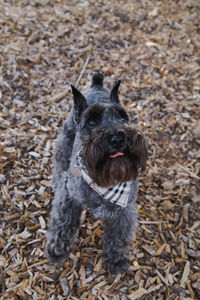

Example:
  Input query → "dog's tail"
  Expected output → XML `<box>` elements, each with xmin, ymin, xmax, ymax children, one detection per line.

<box><xmin>91</xmin><ymin>71</ymin><xmax>104</xmax><ymax>87</ymax></box>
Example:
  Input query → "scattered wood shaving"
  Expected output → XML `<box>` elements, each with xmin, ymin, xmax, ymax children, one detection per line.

<box><xmin>1</xmin><ymin>0</ymin><xmax>200</xmax><ymax>299</ymax></box>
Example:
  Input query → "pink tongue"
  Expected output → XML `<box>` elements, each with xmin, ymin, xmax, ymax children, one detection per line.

<box><xmin>109</xmin><ymin>152</ymin><xmax>124</xmax><ymax>158</ymax></box>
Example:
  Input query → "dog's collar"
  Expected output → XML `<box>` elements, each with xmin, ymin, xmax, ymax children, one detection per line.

<box><xmin>70</xmin><ymin>151</ymin><xmax>132</xmax><ymax>208</ymax></box>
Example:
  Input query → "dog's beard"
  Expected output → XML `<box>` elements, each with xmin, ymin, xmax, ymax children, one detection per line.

<box><xmin>97</xmin><ymin>156</ymin><xmax>136</xmax><ymax>187</ymax></box>
<box><xmin>81</xmin><ymin>127</ymin><xmax>148</xmax><ymax>188</ymax></box>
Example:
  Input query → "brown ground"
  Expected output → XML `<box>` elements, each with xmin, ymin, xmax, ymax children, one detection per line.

<box><xmin>0</xmin><ymin>0</ymin><xmax>200</xmax><ymax>299</ymax></box>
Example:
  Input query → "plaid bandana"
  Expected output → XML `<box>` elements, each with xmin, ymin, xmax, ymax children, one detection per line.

<box><xmin>70</xmin><ymin>152</ymin><xmax>132</xmax><ymax>208</ymax></box>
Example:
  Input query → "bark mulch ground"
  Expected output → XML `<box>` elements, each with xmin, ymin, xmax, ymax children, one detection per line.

<box><xmin>0</xmin><ymin>0</ymin><xmax>200</xmax><ymax>299</ymax></box>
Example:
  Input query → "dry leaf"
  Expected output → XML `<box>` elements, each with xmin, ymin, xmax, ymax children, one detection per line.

<box><xmin>155</xmin><ymin>243</ymin><xmax>166</xmax><ymax>256</ymax></box>
<box><xmin>180</xmin><ymin>261</ymin><xmax>190</xmax><ymax>288</ymax></box>
<box><xmin>17</xmin><ymin>228</ymin><xmax>32</xmax><ymax>239</ymax></box>
<box><xmin>129</xmin><ymin>284</ymin><xmax>163</xmax><ymax>299</ymax></box>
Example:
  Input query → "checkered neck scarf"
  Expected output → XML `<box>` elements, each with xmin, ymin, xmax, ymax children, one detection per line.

<box><xmin>74</xmin><ymin>152</ymin><xmax>132</xmax><ymax>208</ymax></box>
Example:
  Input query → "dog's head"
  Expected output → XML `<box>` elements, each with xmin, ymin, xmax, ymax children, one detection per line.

<box><xmin>71</xmin><ymin>73</ymin><xmax>148</xmax><ymax>187</ymax></box>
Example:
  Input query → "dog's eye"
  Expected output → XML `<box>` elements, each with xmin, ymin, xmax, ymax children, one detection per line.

<box><xmin>117</xmin><ymin>109</ymin><xmax>129</xmax><ymax>122</ymax></box>
<box><xmin>120</xmin><ymin>115</ymin><xmax>128</xmax><ymax>122</ymax></box>
<box><xmin>87</xmin><ymin>120</ymin><xmax>96</xmax><ymax>127</ymax></box>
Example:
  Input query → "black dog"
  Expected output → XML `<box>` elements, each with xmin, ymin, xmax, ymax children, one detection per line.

<box><xmin>46</xmin><ymin>72</ymin><xmax>148</xmax><ymax>274</ymax></box>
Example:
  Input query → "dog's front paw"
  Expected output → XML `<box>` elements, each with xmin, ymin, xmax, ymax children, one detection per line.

<box><xmin>103</xmin><ymin>254</ymin><xmax>130</xmax><ymax>274</ymax></box>
<box><xmin>45</xmin><ymin>238</ymin><xmax>70</xmax><ymax>264</ymax></box>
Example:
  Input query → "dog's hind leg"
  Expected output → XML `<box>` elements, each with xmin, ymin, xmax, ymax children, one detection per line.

<box><xmin>45</xmin><ymin>172</ymin><xmax>82</xmax><ymax>264</ymax></box>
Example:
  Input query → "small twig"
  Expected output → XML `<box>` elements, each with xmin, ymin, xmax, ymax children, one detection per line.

<box><xmin>139</xmin><ymin>220</ymin><xmax>167</xmax><ymax>224</ymax></box>
<box><xmin>177</xmin><ymin>164</ymin><xmax>200</xmax><ymax>180</ymax></box>
<box><xmin>156</xmin><ymin>270</ymin><xmax>169</xmax><ymax>286</ymax></box>
<box><xmin>49</xmin><ymin>89</ymin><xmax>69</xmax><ymax>104</ymax></box>
<box><xmin>40</xmin><ymin>55</ymin><xmax>91</xmax><ymax>104</ymax></box>
<box><xmin>5</xmin><ymin>282</ymin><xmax>22</xmax><ymax>293</ymax></box>
<box><xmin>38</xmin><ymin>89</ymin><xmax>70</xmax><ymax>104</ymax></box>
<box><xmin>75</xmin><ymin>54</ymin><xmax>91</xmax><ymax>86</ymax></box>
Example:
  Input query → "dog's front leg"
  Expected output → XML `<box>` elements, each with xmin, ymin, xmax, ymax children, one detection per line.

<box><xmin>45</xmin><ymin>172</ymin><xmax>81</xmax><ymax>264</ymax></box>
<box><xmin>52</xmin><ymin>115</ymin><xmax>76</xmax><ymax>192</ymax></box>
<box><xmin>103</xmin><ymin>204</ymin><xmax>137</xmax><ymax>274</ymax></box>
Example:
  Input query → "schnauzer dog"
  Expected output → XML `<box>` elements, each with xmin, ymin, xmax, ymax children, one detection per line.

<box><xmin>46</xmin><ymin>72</ymin><xmax>148</xmax><ymax>274</ymax></box>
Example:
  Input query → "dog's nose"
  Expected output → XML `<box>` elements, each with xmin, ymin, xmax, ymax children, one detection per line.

<box><xmin>109</xmin><ymin>132</ymin><xmax>126</xmax><ymax>149</ymax></box>
<box><xmin>110</xmin><ymin>135</ymin><xmax>123</xmax><ymax>146</ymax></box>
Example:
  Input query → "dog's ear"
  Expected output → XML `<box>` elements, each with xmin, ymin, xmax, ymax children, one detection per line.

<box><xmin>110</xmin><ymin>80</ymin><xmax>121</xmax><ymax>104</ymax></box>
<box><xmin>71</xmin><ymin>85</ymin><xmax>88</xmax><ymax>124</ymax></box>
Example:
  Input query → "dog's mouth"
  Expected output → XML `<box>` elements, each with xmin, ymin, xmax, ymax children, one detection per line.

<box><xmin>109</xmin><ymin>152</ymin><xmax>125</xmax><ymax>159</ymax></box>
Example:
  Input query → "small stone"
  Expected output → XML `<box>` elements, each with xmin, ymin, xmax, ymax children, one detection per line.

<box><xmin>182</xmin><ymin>112</ymin><xmax>190</xmax><ymax>119</ymax></box>
<box><xmin>29</xmin><ymin>151</ymin><xmax>40</xmax><ymax>158</ymax></box>
<box><xmin>0</xmin><ymin>174</ymin><xmax>6</xmax><ymax>184</ymax></box>
<box><xmin>60</xmin><ymin>277</ymin><xmax>70</xmax><ymax>296</ymax></box>
<box><xmin>185</xmin><ymin>249</ymin><xmax>198</xmax><ymax>258</ymax></box>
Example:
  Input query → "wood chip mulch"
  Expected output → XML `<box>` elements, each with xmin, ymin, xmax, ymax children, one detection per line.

<box><xmin>0</xmin><ymin>0</ymin><xmax>200</xmax><ymax>299</ymax></box>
